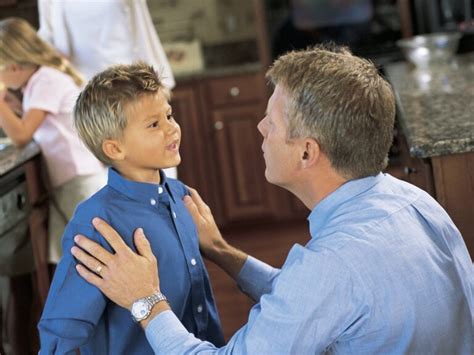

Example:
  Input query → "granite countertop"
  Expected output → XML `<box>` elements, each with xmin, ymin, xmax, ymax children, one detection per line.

<box><xmin>0</xmin><ymin>141</ymin><xmax>41</xmax><ymax>176</ymax></box>
<box><xmin>384</xmin><ymin>53</ymin><xmax>474</xmax><ymax>158</ymax></box>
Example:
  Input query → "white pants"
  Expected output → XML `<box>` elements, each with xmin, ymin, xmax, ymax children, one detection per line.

<box><xmin>48</xmin><ymin>172</ymin><xmax>106</xmax><ymax>264</ymax></box>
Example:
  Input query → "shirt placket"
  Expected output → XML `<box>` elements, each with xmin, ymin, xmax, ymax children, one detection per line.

<box><xmin>151</xmin><ymin>185</ymin><xmax>208</xmax><ymax>336</ymax></box>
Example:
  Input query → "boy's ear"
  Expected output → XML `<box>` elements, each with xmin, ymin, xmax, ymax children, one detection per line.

<box><xmin>102</xmin><ymin>139</ymin><xmax>125</xmax><ymax>161</ymax></box>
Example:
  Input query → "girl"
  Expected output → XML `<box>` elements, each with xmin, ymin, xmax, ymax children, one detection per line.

<box><xmin>0</xmin><ymin>17</ymin><xmax>106</xmax><ymax>263</ymax></box>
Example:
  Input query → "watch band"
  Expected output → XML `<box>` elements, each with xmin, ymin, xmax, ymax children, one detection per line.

<box><xmin>131</xmin><ymin>291</ymin><xmax>168</xmax><ymax>322</ymax></box>
<box><xmin>146</xmin><ymin>292</ymin><xmax>168</xmax><ymax>307</ymax></box>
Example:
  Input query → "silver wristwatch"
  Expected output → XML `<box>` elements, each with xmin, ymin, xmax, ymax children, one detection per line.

<box><xmin>131</xmin><ymin>292</ymin><xmax>168</xmax><ymax>322</ymax></box>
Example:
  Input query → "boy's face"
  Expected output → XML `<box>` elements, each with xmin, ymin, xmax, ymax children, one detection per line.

<box><xmin>115</xmin><ymin>89</ymin><xmax>181</xmax><ymax>183</ymax></box>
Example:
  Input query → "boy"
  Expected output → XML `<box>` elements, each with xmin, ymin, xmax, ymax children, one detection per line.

<box><xmin>38</xmin><ymin>63</ymin><xmax>224</xmax><ymax>354</ymax></box>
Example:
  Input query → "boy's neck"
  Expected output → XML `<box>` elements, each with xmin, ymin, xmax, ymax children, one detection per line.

<box><xmin>114</xmin><ymin>167</ymin><xmax>162</xmax><ymax>185</ymax></box>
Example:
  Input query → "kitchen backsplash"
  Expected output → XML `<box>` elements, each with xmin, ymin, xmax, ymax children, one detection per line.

<box><xmin>147</xmin><ymin>0</ymin><xmax>256</xmax><ymax>45</ymax></box>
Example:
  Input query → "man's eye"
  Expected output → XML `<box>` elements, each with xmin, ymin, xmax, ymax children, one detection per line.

<box><xmin>148</xmin><ymin>121</ymin><xmax>159</xmax><ymax>128</ymax></box>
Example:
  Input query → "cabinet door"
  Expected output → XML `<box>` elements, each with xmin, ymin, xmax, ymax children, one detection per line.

<box><xmin>211</xmin><ymin>104</ymin><xmax>273</xmax><ymax>223</ymax></box>
<box><xmin>171</xmin><ymin>84</ymin><xmax>213</xmax><ymax>203</ymax></box>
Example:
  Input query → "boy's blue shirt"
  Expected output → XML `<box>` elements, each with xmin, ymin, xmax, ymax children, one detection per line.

<box><xmin>38</xmin><ymin>168</ymin><xmax>224</xmax><ymax>354</ymax></box>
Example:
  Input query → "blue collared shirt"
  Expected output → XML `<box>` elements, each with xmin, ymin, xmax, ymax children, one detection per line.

<box><xmin>39</xmin><ymin>168</ymin><xmax>224</xmax><ymax>354</ymax></box>
<box><xmin>145</xmin><ymin>173</ymin><xmax>474</xmax><ymax>354</ymax></box>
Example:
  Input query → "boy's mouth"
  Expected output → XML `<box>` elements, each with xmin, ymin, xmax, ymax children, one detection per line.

<box><xmin>167</xmin><ymin>139</ymin><xmax>180</xmax><ymax>151</ymax></box>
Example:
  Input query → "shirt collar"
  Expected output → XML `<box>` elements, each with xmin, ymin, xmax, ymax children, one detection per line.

<box><xmin>107</xmin><ymin>168</ymin><xmax>176</xmax><ymax>205</ymax></box>
<box><xmin>307</xmin><ymin>173</ymin><xmax>384</xmax><ymax>239</ymax></box>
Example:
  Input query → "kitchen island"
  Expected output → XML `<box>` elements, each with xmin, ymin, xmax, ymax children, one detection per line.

<box><xmin>384</xmin><ymin>53</ymin><xmax>474</xmax><ymax>258</ymax></box>
<box><xmin>0</xmin><ymin>141</ymin><xmax>50</xmax><ymax>302</ymax></box>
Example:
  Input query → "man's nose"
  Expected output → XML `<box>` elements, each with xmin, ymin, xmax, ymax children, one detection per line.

<box><xmin>257</xmin><ymin>119</ymin><xmax>266</xmax><ymax>136</ymax></box>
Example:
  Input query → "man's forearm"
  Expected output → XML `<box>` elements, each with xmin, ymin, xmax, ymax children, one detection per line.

<box><xmin>207</xmin><ymin>239</ymin><xmax>248</xmax><ymax>281</ymax></box>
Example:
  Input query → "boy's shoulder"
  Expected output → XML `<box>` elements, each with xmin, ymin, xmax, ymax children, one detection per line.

<box><xmin>166</xmin><ymin>177</ymin><xmax>189</xmax><ymax>198</ymax></box>
<box><xmin>69</xmin><ymin>184</ymin><xmax>118</xmax><ymax>225</ymax></box>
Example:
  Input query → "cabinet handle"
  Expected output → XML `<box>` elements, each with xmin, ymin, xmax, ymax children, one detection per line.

<box><xmin>229</xmin><ymin>86</ymin><xmax>240</xmax><ymax>97</ymax></box>
<box><xmin>214</xmin><ymin>121</ymin><xmax>224</xmax><ymax>130</ymax></box>
<box><xmin>403</xmin><ymin>166</ymin><xmax>417</xmax><ymax>175</ymax></box>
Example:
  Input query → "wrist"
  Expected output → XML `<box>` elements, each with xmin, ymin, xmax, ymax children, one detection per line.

<box><xmin>140</xmin><ymin>298</ymin><xmax>170</xmax><ymax>329</ymax></box>
<box><xmin>131</xmin><ymin>290</ymin><xmax>169</xmax><ymax>325</ymax></box>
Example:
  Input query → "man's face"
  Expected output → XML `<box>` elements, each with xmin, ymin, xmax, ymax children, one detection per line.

<box><xmin>117</xmin><ymin>89</ymin><xmax>181</xmax><ymax>182</ymax></box>
<box><xmin>257</xmin><ymin>85</ymin><xmax>300</xmax><ymax>188</ymax></box>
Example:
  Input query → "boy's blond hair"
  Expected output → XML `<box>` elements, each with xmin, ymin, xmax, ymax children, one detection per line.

<box><xmin>0</xmin><ymin>17</ymin><xmax>83</xmax><ymax>86</ymax></box>
<box><xmin>266</xmin><ymin>44</ymin><xmax>396</xmax><ymax>179</ymax></box>
<box><xmin>74</xmin><ymin>62</ymin><xmax>163</xmax><ymax>166</ymax></box>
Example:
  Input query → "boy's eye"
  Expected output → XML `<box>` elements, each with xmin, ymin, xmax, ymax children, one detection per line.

<box><xmin>167</xmin><ymin>114</ymin><xmax>174</xmax><ymax>120</ymax></box>
<box><xmin>148</xmin><ymin>121</ymin><xmax>159</xmax><ymax>128</ymax></box>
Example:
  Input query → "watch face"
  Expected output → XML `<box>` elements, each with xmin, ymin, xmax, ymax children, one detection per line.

<box><xmin>131</xmin><ymin>300</ymin><xmax>150</xmax><ymax>320</ymax></box>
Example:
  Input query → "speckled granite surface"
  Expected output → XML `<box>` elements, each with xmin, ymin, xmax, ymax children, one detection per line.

<box><xmin>0</xmin><ymin>141</ymin><xmax>40</xmax><ymax>176</ymax></box>
<box><xmin>384</xmin><ymin>53</ymin><xmax>474</xmax><ymax>158</ymax></box>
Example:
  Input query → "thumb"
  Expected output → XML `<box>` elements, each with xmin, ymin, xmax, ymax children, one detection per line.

<box><xmin>133</xmin><ymin>228</ymin><xmax>154</xmax><ymax>259</ymax></box>
<box><xmin>183</xmin><ymin>195</ymin><xmax>201</xmax><ymax>224</ymax></box>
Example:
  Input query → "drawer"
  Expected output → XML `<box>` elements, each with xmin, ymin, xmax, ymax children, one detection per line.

<box><xmin>207</xmin><ymin>74</ymin><xmax>265</xmax><ymax>107</ymax></box>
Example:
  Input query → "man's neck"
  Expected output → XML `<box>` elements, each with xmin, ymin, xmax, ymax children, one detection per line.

<box><xmin>291</xmin><ymin>169</ymin><xmax>348</xmax><ymax>211</ymax></box>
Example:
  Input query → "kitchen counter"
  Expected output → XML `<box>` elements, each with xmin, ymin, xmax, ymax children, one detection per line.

<box><xmin>0</xmin><ymin>141</ymin><xmax>41</xmax><ymax>176</ymax></box>
<box><xmin>174</xmin><ymin>62</ymin><xmax>262</xmax><ymax>82</ymax></box>
<box><xmin>384</xmin><ymin>53</ymin><xmax>474</xmax><ymax>158</ymax></box>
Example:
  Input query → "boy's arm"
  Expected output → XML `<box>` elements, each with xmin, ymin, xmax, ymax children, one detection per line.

<box><xmin>38</xmin><ymin>222</ymin><xmax>107</xmax><ymax>354</ymax></box>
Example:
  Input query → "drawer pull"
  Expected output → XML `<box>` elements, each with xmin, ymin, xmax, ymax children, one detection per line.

<box><xmin>214</xmin><ymin>121</ymin><xmax>224</xmax><ymax>130</ymax></box>
<box><xmin>229</xmin><ymin>86</ymin><xmax>240</xmax><ymax>97</ymax></box>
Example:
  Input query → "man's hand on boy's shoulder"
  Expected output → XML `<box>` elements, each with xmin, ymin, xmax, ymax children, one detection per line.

<box><xmin>72</xmin><ymin>217</ymin><xmax>160</xmax><ymax>310</ymax></box>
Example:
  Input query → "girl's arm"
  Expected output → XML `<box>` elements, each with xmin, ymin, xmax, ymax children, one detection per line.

<box><xmin>0</xmin><ymin>91</ymin><xmax>47</xmax><ymax>146</ymax></box>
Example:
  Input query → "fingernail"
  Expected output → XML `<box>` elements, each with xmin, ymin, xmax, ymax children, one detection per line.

<box><xmin>74</xmin><ymin>235</ymin><xmax>80</xmax><ymax>243</ymax></box>
<box><xmin>183</xmin><ymin>196</ymin><xmax>191</xmax><ymax>204</ymax></box>
<box><xmin>71</xmin><ymin>246</ymin><xmax>77</xmax><ymax>255</ymax></box>
<box><xmin>92</xmin><ymin>217</ymin><xmax>100</xmax><ymax>226</ymax></box>
<box><xmin>137</xmin><ymin>228</ymin><xmax>145</xmax><ymax>237</ymax></box>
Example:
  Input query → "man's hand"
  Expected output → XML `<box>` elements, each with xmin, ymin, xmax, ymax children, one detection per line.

<box><xmin>71</xmin><ymin>218</ymin><xmax>160</xmax><ymax>310</ymax></box>
<box><xmin>183</xmin><ymin>187</ymin><xmax>227</xmax><ymax>261</ymax></box>
<box><xmin>183</xmin><ymin>187</ymin><xmax>248</xmax><ymax>280</ymax></box>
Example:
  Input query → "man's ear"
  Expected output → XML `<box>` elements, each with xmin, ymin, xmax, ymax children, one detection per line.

<box><xmin>102</xmin><ymin>139</ymin><xmax>125</xmax><ymax>161</ymax></box>
<box><xmin>301</xmin><ymin>138</ymin><xmax>321</xmax><ymax>168</ymax></box>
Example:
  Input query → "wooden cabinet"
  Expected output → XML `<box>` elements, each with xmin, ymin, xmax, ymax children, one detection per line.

<box><xmin>173</xmin><ymin>71</ymin><xmax>307</xmax><ymax>227</ymax></box>
<box><xmin>386</xmin><ymin>127</ymin><xmax>474</xmax><ymax>258</ymax></box>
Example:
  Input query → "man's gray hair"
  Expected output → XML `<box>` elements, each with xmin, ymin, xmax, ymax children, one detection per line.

<box><xmin>266</xmin><ymin>45</ymin><xmax>396</xmax><ymax>179</ymax></box>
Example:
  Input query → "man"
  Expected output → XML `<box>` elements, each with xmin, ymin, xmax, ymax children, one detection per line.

<box><xmin>71</xmin><ymin>46</ymin><xmax>474</xmax><ymax>354</ymax></box>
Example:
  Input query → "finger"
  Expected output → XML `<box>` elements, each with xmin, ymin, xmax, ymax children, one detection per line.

<box><xmin>92</xmin><ymin>217</ymin><xmax>128</xmax><ymax>253</ymax></box>
<box><xmin>74</xmin><ymin>234</ymin><xmax>113</xmax><ymax>266</ymax></box>
<box><xmin>71</xmin><ymin>245</ymin><xmax>108</xmax><ymax>273</ymax></box>
<box><xmin>133</xmin><ymin>228</ymin><xmax>154</xmax><ymax>260</ymax></box>
<box><xmin>183</xmin><ymin>194</ymin><xmax>205</xmax><ymax>225</ymax></box>
<box><xmin>186</xmin><ymin>187</ymin><xmax>210</xmax><ymax>217</ymax></box>
<box><xmin>76</xmin><ymin>264</ymin><xmax>105</xmax><ymax>289</ymax></box>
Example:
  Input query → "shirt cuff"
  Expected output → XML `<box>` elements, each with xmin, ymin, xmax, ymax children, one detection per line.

<box><xmin>236</xmin><ymin>255</ymin><xmax>279</xmax><ymax>301</ymax></box>
<box><xmin>145</xmin><ymin>310</ymin><xmax>189</xmax><ymax>350</ymax></box>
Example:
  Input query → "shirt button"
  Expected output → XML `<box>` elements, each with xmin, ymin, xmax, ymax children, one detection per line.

<box><xmin>158</xmin><ymin>186</ymin><xmax>163</xmax><ymax>194</ymax></box>
<box><xmin>172</xmin><ymin>211</ymin><xmax>177</xmax><ymax>219</ymax></box>
<box><xmin>150</xmin><ymin>198</ymin><xmax>157</xmax><ymax>206</ymax></box>
<box><xmin>190</xmin><ymin>258</ymin><xmax>197</xmax><ymax>266</ymax></box>
<box><xmin>196</xmin><ymin>304</ymin><xmax>203</xmax><ymax>313</ymax></box>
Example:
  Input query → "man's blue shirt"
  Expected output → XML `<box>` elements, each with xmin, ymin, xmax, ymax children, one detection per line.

<box><xmin>39</xmin><ymin>168</ymin><xmax>224</xmax><ymax>354</ymax></box>
<box><xmin>145</xmin><ymin>173</ymin><xmax>473</xmax><ymax>354</ymax></box>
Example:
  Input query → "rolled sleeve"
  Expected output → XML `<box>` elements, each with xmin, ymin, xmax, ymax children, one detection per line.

<box><xmin>38</xmin><ymin>222</ymin><xmax>107</xmax><ymax>354</ymax></box>
<box><xmin>236</xmin><ymin>256</ymin><xmax>280</xmax><ymax>301</ymax></box>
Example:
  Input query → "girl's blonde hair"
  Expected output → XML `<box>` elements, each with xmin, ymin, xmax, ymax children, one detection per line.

<box><xmin>0</xmin><ymin>17</ymin><xmax>84</xmax><ymax>86</ymax></box>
